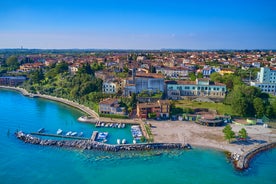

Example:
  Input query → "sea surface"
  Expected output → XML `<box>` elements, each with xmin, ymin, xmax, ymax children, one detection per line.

<box><xmin>0</xmin><ymin>89</ymin><xmax>275</xmax><ymax>184</ymax></box>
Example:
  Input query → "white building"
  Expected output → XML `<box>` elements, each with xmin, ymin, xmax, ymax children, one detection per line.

<box><xmin>124</xmin><ymin>72</ymin><xmax>164</xmax><ymax>96</ymax></box>
<box><xmin>102</xmin><ymin>79</ymin><xmax>125</xmax><ymax>94</ymax></box>
<box><xmin>250</xmin><ymin>67</ymin><xmax>276</xmax><ymax>95</ymax></box>
<box><xmin>167</xmin><ymin>78</ymin><xmax>226</xmax><ymax>100</ymax></box>
<box><xmin>156</xmin><ymin>66</ymin><xmax>189</xmax><ymax>79</ymax></box>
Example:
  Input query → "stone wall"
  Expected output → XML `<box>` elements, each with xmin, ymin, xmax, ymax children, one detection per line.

<box><xmin>235</xmin><ymin>142</ymin><xmax>276</xmax><ymax>170</ymax></box>
<box><xmin>15</xmin><ymin>131</ymin><xmax>190</xmax><ymax>152</ymax></box>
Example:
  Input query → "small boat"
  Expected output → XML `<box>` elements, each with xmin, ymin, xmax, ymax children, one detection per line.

<box><xmin>109</xmin><ymin>123</ymin><xmax>113</xmax><ymax>127</ymax></box>
<box><xmin>118</xmin><ymin>124</ymin><xmax>121</xmax><ymax>128</ymax></box>
<box><xmin>105</xmin><ymin>123</ymin><xmax>109</xmax><ymax>127</ymax></box>
<box><xmin>133</xmin><ymin>139</ymin><xmax>136</xmax><ymax>144</ymax></box>
<box><xmin>71</xmin><ymin>132</ymin><xmax>78</xmax><ymax>136</ymax></box>
<box><xmin>57</xmin><ymin>129</ymin><xmax>63</xmax><ymax>135</ymax></box>
<box><xmin>38</xmin><ymin>128</ymin><xmax>45</xmax><ymax>133</ymax></box>
<box><xmin>101</xmin><ymin>123</ymin><xmax>105</xmax><ymax>127</ymax></box>
<box><xmin>66</xmin><ymin>131</ymin><xmax>72</xmax><ymax>136</ymax></box>
<box><xmin>78</xmin><ymin>132</ymin><xmax>83</xmax><ymax>137</ymax></box>
<box><xmin>122</xmin><ymin>139</ymin><xmax>126</xmax><ymax>144</ymax></box>
<box><xmin>102</xmin><ymin>139</ymin><xmax>107</xmax><ymax>143</ymax></box>
<box><xmin>97</xmin><ymin>132</ymin><xmax>108</xmax><ymax>140</ymax></box>
<box><xmin>117</xmin><ymin>139</ymin><xmax>121</xmax><ymax>144</ymax></box>
<box><xmin>121</xmin><ymin>124</ymin><xmax>125</xmax><ymax>128</ymax></box>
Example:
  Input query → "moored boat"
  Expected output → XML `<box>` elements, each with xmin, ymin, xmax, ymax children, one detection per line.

<box><xmin>38</xmin><ymin>128</ymin><xmax>45</xmax><ymax>133</ymax></box>
<box><xmin>117</xmin><ymin>139</ymin><xmax>121</xmax><ymax>144</ymax></box>
<box><xmin>57</xmin><ymin>129</ymin><xmax>63</xmax><ymax>135</ymax></box>
<box><xmin>71</xmin><ymin>132</ymin><xmax>78</xmax><ymax>136</ymax></box>
<box><xmin>133</xmin><ymin>139</ymin><xmax>136</xmax><ymax>144</ymax></box>
<box><xmin>78</xmin><ymin>132</ymin><xmax>83</xmax><ymax>137</ymax></box>
<box><xmin>66</xmin><ymin>131</ymin><xmax>72</xmax><ymax>136</ymax></box>
<box><xmin>122</xmin><ymin>139</ymin><xmax>126</xmax><ymax>144</ymax></box>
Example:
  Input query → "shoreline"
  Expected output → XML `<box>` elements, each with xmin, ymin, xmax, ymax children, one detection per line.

<box><xmin>1</xmin><ymin>85</ymin><xmax>276</xmax><ymax>170</ymax></box>
<box><xmin>0</xmin><ymin>86</ymin><xmax>99</xmax><ymax>119</ymax></box>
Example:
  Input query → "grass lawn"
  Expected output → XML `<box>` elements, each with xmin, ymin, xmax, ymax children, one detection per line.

<box><xmin>174</xmin><ymin>99</ymin><xmax>237</xmax><ymax>116</ymax></box>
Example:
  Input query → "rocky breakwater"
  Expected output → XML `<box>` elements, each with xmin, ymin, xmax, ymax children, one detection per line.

<box><xmin>233</xmin><ymin>142</ymin><xmax>276</xmax><ymax>170</ymax></box>
<box><xmin>15</xmin><ymin>131</ymin><xmax>191</xmax><ymax>151</ymax></box>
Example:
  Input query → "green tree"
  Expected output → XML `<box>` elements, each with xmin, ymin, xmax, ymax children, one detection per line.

<box><xmin>189</xmin><ymin>72</ymin><xmax>196</xmax><ymax>81</ymax></box>
<box><xmin>130</xmin><ymin>93</ymin><xmax>137</xmax><ymax>108</ymax></box>
<box><xmin>6</xmin><ymin>55</ymin><xmax>19</xmax><ymax>70</ymax></box>
<box><xmin>210</xmin><ymin>72</ymin><xmax>223</xmax><ymax>83</ymax></box>
<box><xmin>253</xmin><ymin>97</ymin><xmax>265</xmax><ymax>118</ymax></box>
<box><xmin>223</xmin><ymin>125</ymin><xmax>236</xmax><ymax>143</ymax></box>
<box><xmin>55</xmin><ymin>62</ymin><xmax>68</xmax><ymax>73</ymax></box>
<box><xmin>238</xmin><ymin>128</ymin><xmax>248</xmax><ymax>140</ymax></box>
<box><xmin>29</xmin><ymin>69</ymin><xmax>44</xmax><ymax>84</ymax></box>
<box><xmin>197</xmin><ymin>72</ymin><xmax>203</xmax><ymax>78</ymax></box>
<box><xmin>78</xmin><ymin>63</ymin><xmax>94</xmax><ymax>75</ymax></box>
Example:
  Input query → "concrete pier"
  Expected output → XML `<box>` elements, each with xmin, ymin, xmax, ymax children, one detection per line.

<box><xmin>90</xmin><ymin>131</ymin><xmax>98</xmax><ymax>141</ymax></box>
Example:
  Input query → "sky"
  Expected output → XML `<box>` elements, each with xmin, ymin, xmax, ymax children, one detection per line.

<box><xmin>0</xmin><ymin>0</ymin><xmax>275</xmax><ymax>49</ymax></box>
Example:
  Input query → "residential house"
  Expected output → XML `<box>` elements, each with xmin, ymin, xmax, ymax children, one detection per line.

<box><xmin>136</xmin><ymin>100</ymin><xmax>170</xmax><ymax>119</ymax></box>
<box><xmin>99</xmin><ymin>98</ymin><xmax>126</xmax><ymax>115</ymax></box>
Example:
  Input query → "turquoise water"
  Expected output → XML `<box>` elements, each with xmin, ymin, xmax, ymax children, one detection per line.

<box><xmin>0</xmin><ymin>89</ymin><xmax>275</xmax><ymax>184</ymax></box>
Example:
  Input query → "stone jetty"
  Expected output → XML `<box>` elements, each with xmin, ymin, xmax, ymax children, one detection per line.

<box><xmin>233</xmin><ymin>142</ymin><xmax>276</xmax><ymax>170</ymax></box>
<box><xmin>15</xmin><ymin>131</ymin><xmax>190</xmax><ymax>152</ymax></box>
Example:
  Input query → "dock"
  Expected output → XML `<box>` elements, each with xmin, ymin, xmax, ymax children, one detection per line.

<box><xmin>30</xmin><ymin>132</ymin><xmax>89</xmax><ymax>140</ymax></box>
<box><xmin>90</xmin><ymin>131</ymin><xmax>98</xmax><ymax>141</ymax></box>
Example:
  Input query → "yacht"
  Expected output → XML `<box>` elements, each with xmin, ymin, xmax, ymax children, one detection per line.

<box><xmin>56</xmin><ymin>129</ymin><xmax>63</xmax><ymax>135</ymax></box>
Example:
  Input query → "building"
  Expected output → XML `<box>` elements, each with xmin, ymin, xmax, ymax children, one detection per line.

<box><xmin>19</xmin><ymin>62</ymin><xmax>44</xmax><ymax>72</ymax></box>
<box><xmin>250</xmin><ymin>67</ymin><xmax>276</xmax><ymax>95</ymax></box>
<box><xmin>167</xmin><ymin>78</ymin><xmax>226</xmax><ymax>100</ymax></box>
<box><xmin>136</xmin><ymin>100</ymin><xmax>170</xmax><ymax>119</ymax></box>
<box><xmin>201</xmin><ymin>66</ymin><xmax>215</xmax><ymax>77</ymax></box>
<box><xmin>0</xmin><ymin>76</ymin><xmax>26</xmax><ymax>86</ymax></box>
<box><xmin>102</xmin><ymin>79</ymin><xmax>125</xmax><ymax>94</ymax></box>
<box><xmin>99</xmin><ymin>98</ymin><xmax>126</xmax><ymax>115</ymax></box>
<box><xmin>156</xmin><ymin>66</ymin><xmax>189</xmax><ymax>79</ymax></box>
<box><xmin>124</xmin><ymin>71</ymin><xmax>164</xmax><ymax>96</ymax></box>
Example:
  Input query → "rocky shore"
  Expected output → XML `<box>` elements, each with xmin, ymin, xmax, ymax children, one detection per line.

<box><xmin>15</xmin><ymin>131</ymin><xmax>191</xmax><ymax>152</ymax></box>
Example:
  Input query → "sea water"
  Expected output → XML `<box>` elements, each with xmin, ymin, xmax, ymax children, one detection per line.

<box><xmin>0</xmin><ymin>89</ymin><xmax>275</xmax><ymax>184</ymax></box>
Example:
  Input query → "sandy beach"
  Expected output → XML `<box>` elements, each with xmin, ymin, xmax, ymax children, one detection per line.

<box><xmin>150</xmin><ymin>120</ymin><xmax>276</xmax><ymax>154</ymax></box>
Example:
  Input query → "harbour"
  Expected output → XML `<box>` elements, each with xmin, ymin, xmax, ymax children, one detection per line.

<box><xmin>1</xmin><ymin>87</ymin><xmax>276</xmax><ymax>184</ymax></box>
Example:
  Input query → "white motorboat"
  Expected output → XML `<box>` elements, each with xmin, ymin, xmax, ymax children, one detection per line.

<box><xmin>122</xmin><ymin>139</ymin><xmax>126</xmax><ymax>144</ymax></box>
<box><xmin>121</xmin><ymin>124</ymin><xmax>125</xmax><ymax>128</ymax></box>
<box><xmin>133</xmin><ymin>139</ymin><xmax>136</xmax><ymax>144</ymax></box>
<box><xmin>71</xmin><ymin>132</ymin><xmax>78</xmax><ymax>136</ymax></box>
<box><xmin>66</xmin><ymin>131</ymin><xmax>72</xmax><ymax>136</ymax></box>
<box><xmin>117</xmin><ymin>139</ymin><xmax>121</xmax><ymax>144</ymax></box>
<box><xmin>118</xmin><ymin>124</ymin><xmax>121</xmax><ymax>128</ymax></box>
<box><xmin>57</xmin><ymin>129</ymin><xmax>63</xmax><ymax>135</ymax></box>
